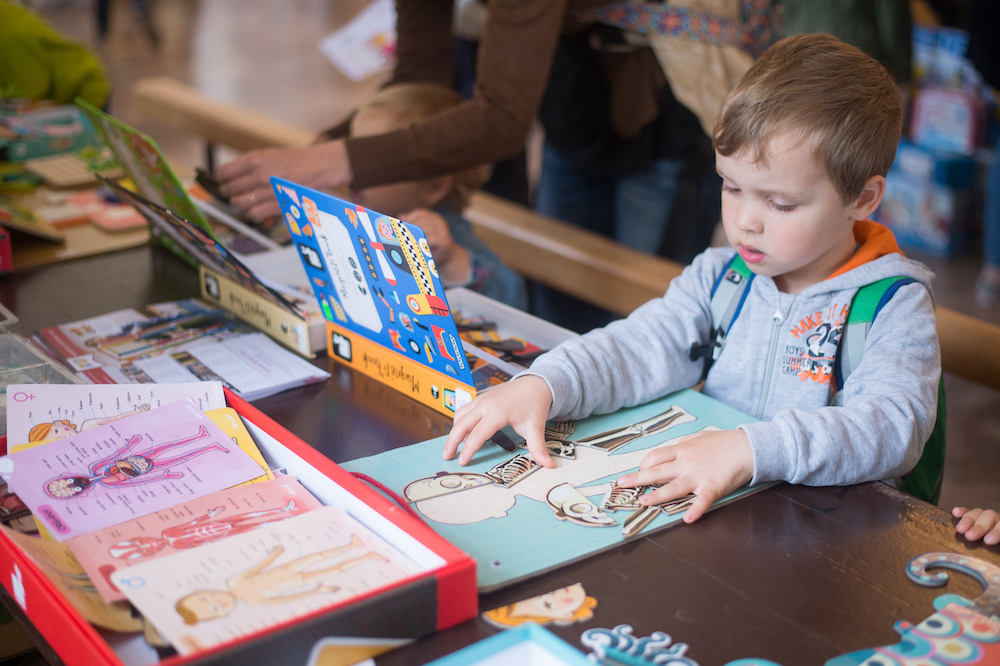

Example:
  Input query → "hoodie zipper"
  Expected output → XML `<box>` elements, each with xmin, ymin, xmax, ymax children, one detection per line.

<box><xmin>754</xmin><ymin>304</ymin><xmax>785</xmax><ymax>419</ymax></box>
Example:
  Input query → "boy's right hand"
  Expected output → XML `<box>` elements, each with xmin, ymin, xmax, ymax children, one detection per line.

<box><xmin>953</xmin><ymin>507</ymin><xmax>1000</xmax><ymax>545</ymax></box>
<box><xmin>443</xmin><ymin>375</ymin><xmax>554</xmax><ymax>468</ymax></box>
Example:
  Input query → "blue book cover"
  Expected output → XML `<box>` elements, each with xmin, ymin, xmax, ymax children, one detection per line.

<box><xmin>271</xmin><ymin>177</ymin><xmax>475</xmax><ymax>388</ymax></box>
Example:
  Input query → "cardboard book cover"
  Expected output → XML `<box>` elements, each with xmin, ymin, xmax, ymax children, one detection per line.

<box><xmin>271</xmin><ymin>177</ymin><xmax>478</xmax><ymax>416</ymax></box>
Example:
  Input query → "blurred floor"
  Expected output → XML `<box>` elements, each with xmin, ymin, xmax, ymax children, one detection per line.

<box><xmin>34</xmin><ymin>0</ymin><xmax>1000</xmax><ymax>514</ymax></box>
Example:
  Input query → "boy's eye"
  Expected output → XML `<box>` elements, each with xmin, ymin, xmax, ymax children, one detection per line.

<box><xmin>770</xmin><ymin>200</ymin><xmax>797</xmax><ymax>212</ymax></box>
<box><xmin>721</xmin><ymin>184</ymin><xmax>740</xmax><ymax>194</ymax></box>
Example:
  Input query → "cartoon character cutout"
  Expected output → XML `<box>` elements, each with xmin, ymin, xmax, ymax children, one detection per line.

<box><xmin>403</xmin><ymin>406</ymin><xmax>699</xmax><ymax>526</ymax></box>
<box><xmin>174</xmin><ymin>535</ymin><xmax>386</xmax><ymax>624</ymax></box>
<box><xmin>28</xmin><ymin>403</ymin><xmax>151</xmax><ymax>442</ymax></box>
<box><xmin>44</xmin><ymin>426</ymin><xmax>228</xmax><ymax>499</ymax></box>
<box><xmin>826</xmin><ymin>552</ymin><xmax>1000</xmax><ymax>665</ymax></box>
<box><xmin>483</xmin><ymin>583</ymin><xmax>597</xmax><ymax>628</ymax></box>
<box><xmin>108</xmin><ymin>502</ymin><xmax>299</xmax><ymax>560</ymax></box>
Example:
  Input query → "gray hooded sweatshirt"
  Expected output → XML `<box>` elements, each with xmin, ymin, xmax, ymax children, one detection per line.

<box><xmin>524</xmin><ymin>232</ymin><xmax>940</xmax><ymax>488</ymax></box>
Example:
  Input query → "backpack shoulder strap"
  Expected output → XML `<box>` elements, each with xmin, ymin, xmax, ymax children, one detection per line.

<box><xmin>834</xmin><ymin>276</ymin><xmax>944</xmax><ymax>504</ymax></box>
<box><xmin>689</xmin><ymin>254</ymin><xmax>755</xmax><ymax>381</ymax></box>
<box><xmin>835</xmin><ymin>276</ymin><xmax>917</xmax><ymax>390</ymax></box>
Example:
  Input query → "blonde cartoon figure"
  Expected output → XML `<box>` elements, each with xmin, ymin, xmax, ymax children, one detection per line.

<box><xmin>174</xmin><ymin>535</ymin><xmax>388</xmax><ymax>625</ymax></box>
<box><xmin>28</xmin><ymin>404</ymin><xmax>152</xmax><ymax>443</ymax></box>
<box><xmin>483</xmin><ymin>584</ymin><xmax>597</xmax><ymax>628</ymax></box>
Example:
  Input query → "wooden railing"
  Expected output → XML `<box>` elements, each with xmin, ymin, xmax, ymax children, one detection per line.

<box><xmin>132</xmin><ymin>76</ymin><xmax>1000</xmax><ymax>392</ymax></box>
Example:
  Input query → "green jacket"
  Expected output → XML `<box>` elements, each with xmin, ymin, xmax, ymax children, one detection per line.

<box><xmin>0</xmin><ymin>1</ymin><xmax>110</xmax><ymax>107</ymax></box>
<box><xmin>779</xmin><ymin>0</ymin><xmax>912</xmax><ymax>82</ymax></box>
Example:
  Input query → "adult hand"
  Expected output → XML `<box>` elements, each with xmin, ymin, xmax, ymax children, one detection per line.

<box><xmin>443</xmin><ymin>375</ymin><xmax>554</xmax><ymax>467</ymax></box>
<box><xmin>953</xmin><ymin>507</ymin><xmax>1000</xmax><ymax>545</ymax></box>
<box><xmin>616</xmin><ymin>428</ymin><xmax>755</xmax><ymax>524</ymax></box>
<box><xmin>216</xmin><ymin>140</ymin><xmax>351</xmax><ymax>221</ymax></box>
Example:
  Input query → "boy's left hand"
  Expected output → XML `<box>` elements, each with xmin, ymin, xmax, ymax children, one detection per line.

<box><xmin>616</xmin><ymin>429</ymin><xmax>754</xmax><ymax>524</ymax></box>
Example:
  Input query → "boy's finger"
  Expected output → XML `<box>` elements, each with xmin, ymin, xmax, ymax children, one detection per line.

<box><xmin>457</xmin><ymin>417</ymin><xmax>504</xmax><ymax>465</ymax></box>
<box><xmin>952</xmin><ymin>506</ymin><xmax>970</xmax><ymax>519</ymax></box>
<box><xmin>970</xmin><ymin>510</ymin><xmax>1000</xmax><ymax>542</ymax></box>
<box><xmin>985</xmin><ymin>525</ymin><xmax>1000</xmax><ymax>546</ymax></box>
<box><xmin>638</xmin><ymin>478</ymin><xmax>692</xmax><ymax>505</ymax></box>
<box><xmin>682</xmin><ymin>492</ymin><xmax>715</xmax><ymax>523</ymax></box>
<box><xmin>638</xmin><ymin>445</ymin><xmax>678</xmax><ymax>470</ymax></box>
<box><xmin>956</xmin><ymin>507</ymin><xmax>982</xmax><ymax>534</ymax></box>
<box><xmin>521</xmin><ymin>427</ymin><xmax>554</xmax><ymax>468</ymax></box>
<box><xmin>443</xmin><ymin>407</ymin><xmax>481</xmax><ymax>460</ymax></box>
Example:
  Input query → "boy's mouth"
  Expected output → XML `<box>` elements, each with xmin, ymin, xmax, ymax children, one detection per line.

<box><xmin>738</xmin><ymin>244</ymin><xmax>766</xmax><ymax>264</ymax></box>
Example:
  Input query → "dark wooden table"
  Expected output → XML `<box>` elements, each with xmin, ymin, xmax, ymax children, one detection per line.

<box><xmin>3</xmin><ymin>244</ymin><xmax>998</xmax><ymax>665</ymax></box>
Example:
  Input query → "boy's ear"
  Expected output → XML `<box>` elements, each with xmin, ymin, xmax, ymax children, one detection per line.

<box><xmin>419</xmin><ymin>175</ymin><xmax>453</xmax><ymax>209</ymax></box>
<box><xmin>850</xmin><ymin>175</ymin><xmax>886</xmax><ymax>221</ymax></box>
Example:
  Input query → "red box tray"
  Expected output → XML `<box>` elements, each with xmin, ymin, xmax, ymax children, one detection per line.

<box><xmin>0</xmin><ymin>388</ymin><xmax>477</xmax><ymax>666</ymax></box>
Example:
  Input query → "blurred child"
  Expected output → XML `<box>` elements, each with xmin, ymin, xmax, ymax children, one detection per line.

<box><xmin>444</xmin><ymin>34</ymin><xmax>941</xmax><ymax>523</ymax></box>
<box><xmin>953</xmin><ymin>507</ymin><xmax>1000</xmax><ymax>545</ymax></box>
<box><xmin>348</xmin><ymin>83</ymin><xmax>527</xmax><ymax>310</ymax></box>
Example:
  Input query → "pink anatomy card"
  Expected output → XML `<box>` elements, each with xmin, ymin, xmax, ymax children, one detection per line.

<box><xmin>68</xmin><ymin>476</ymin><xmax>323</xmax><ymax>602</ymax></box>
<box><xmin>0</xmin><ymin>399</ymin><xmax>265</xmax><ymax>541</ymax></box>
<box><xmin>111</xmin><ymin>506</ymin><xmax>426</xmax><ymax>655</ymax></box>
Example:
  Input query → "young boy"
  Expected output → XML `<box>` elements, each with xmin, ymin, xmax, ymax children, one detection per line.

<box><xmin>348</xmin><ymin>83</ymin><xmax>527</xmax><ymax>310</ymax></box>
<box><xmin>444</xmin><ymin>34</ymin><xmax>941</xmax><ymax>524</ymax></box>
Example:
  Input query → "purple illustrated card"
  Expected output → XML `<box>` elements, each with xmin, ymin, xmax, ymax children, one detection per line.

<box><xmin>0</xmin><ymin>399</ymin><xmax>265</xmax><ymax>541</ymax></box>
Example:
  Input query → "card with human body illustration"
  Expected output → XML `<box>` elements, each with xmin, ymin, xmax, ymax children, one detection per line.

<box><xmin>67</xmin><ymin>476</ymin><xmax>323</xmax><ymax>602</ymax></box>
<box><xmin>6</xmin><ymin>381</ymin><xmax>227</xmax><ymax>447</ymax></box>
<box><xmin>0</xmin><ymin>399</ymin><xmax>265</xmax><ymax>541</ymax></box>
<box><xmin>111</xmin><ymin>506</ymin><xmax>425</xmax><ymax>655</ymax></box>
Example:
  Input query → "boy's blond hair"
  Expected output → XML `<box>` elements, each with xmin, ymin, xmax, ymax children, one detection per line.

<box><xmin>353</xmin><ymin>83</ymin><xmax>491</xmax><ymax>210</ymax></box>
<box><xmin>714</xmin><ymin>34</ymin><xmax>902</xmax><ymax>204</ymax></box>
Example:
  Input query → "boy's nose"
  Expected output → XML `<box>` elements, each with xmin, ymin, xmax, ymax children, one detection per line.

<box><xmin>732</xmin><ymin>202</ymin><xmax>763</xmax><ymax>233</ymax></box>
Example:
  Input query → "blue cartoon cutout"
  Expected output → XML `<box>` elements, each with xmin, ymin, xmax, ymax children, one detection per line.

<box><xmin>270</xmin><ymin>177</ymin><xmax>474</xmax><ymax>386</ymax></box>
<box><xmin>826</xmin><ymin>552</ymin><xmax>1000</xmax><ymax>666</ymax></box>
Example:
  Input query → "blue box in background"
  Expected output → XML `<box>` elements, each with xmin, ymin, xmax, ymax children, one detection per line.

<box><xmin>0</xmin><ymin>106</ymin><xmax>101</xmax><ymax>161</ymax></box>
<box><xmin>874</xmin><ymin>141</ymin><xmax>976</xmax><ymax>257</ymax></box>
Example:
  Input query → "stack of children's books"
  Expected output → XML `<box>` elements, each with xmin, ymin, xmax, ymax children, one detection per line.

<box><xmin>29</xmin><ymin>298</ymin><xmax>329</xmax><ymax>401</ymax></box>
<box><xmin>0</xmin><ymin>382</ymin><xmax>428</xmax><ymax>659</ymax></box>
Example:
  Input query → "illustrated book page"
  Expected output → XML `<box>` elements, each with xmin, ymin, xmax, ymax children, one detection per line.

<box><xmin>0</xmin><ymin>399</ymin><xmax>266</xmax><ymax>541</ymax></box>
<box><xmin>112</xmin><ymin>505</ymin><xmax>425</xmax><ymax>655</ymax></box>
<box><xmin>5</xmin><ymin>381</ymin><xmax>227</xmax><ymax>447</ymax></box>
<box><xmin>341</xmin><ymin>389</ymin><xmax>773</xmax><ymax>591</ymax></box>
<box><xmin>67</xmin><ymin>476</ymin><xmax>323</xmax><ymax>602</ymax></box>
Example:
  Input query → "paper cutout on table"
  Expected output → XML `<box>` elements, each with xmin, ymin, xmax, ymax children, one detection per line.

<box><xmin>0</xmin><ymin>399</ymin><xmax>264</xmax><ymax>540</ymax></box>
<box><xmin>111</xmin><ymin>506</ymin><xmax>425</xmax><ymax>655</ymax></box>
<box><xmin>1</xmin><ymin>525</ymin><xmax>143</xmax><ymax>631</ymax></box>
<box><xmin>581</xmin><ymin>625</ymin><xmax>784</xmax><ymax>666</ymax></box>
<box><xmin>399</xmin><ymin>406</ymin><xmax>697</xmax><ymax>528</ymax></box>
<box><xmin>482</xmin><ymin>583</ymin><xmax>597</xmax><ymax>629</ymax></box>
<box><xmin>342</xmin><ymin>389</ymin><xmax>772</xmax><ymax>591</ymax></box>
<box><xmin>67</xmin><ymin>476</ymin><xmax>322</xmax><ymax>602</ymax></box>
<box><xmin>824</xmin><ymin>552</ymin><xmax>1000</xmax><ymax>665</ymax></box>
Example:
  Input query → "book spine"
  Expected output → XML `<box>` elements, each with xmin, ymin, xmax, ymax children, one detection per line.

<box><xmin>325</xmin><ymin>322</ymin><xmax>476</xmax><ymax>417</ymax></box>
<box><xmin>199</xmin><ymin>265</ymin><xmax>314</xmax><ymax>358</ymax></box>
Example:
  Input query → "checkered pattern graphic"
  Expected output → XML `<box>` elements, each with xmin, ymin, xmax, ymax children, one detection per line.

<box><xmin>390</xmin><ymin>218</ymin><xmax>435</xmax><ymax>296</ymax></box>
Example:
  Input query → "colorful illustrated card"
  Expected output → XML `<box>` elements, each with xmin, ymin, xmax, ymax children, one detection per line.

<box><xmin>271</xmin><ymin>177</ymin><xmax>475</xmax><ymax>387</ymax></box>
<box><xmin>112</xmin><ymin>506</ymin><xmax>425</xmax><ymax>655</ymax></box>
<box><xmin>6</xmin><ymin>381</ymin><xmax>227</xmax><ymax>447</ymax></box>
<box><xmin>0</xmin><ymin>399</ymin><xmax>265</xmax><ymax>541</ymax></box>
<box><xmin>67</xmin><ymin>476</ymin><xmax>323</xmax><ymax>602</ymax></box>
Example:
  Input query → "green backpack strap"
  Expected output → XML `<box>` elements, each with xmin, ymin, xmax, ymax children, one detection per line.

<box><xmin>689</xmin><ymin>254</ymin><xmax>755</xmax><ymax>381</ymax></box>
<box><xmin>837</xmin><ymin>277</ymin><xmax>945</xmax><ymax>505</ymax></box>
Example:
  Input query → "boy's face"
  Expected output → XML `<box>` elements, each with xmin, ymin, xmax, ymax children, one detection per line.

<box><xmin>716</xmin><ymin>132</ymin><xmax>860</xmax><ymax>294</ymax></box>
<box><xmin>349</xmin><ymin>108</ymin><xmax>447</xmax><ymax>217</ymax></box>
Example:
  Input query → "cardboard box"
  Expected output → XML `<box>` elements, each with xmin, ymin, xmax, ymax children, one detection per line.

<box><xmin>0</xmin><ymin>389</ymin><xmax>477</xmax><ymax>666</ymax></box>
<box><xmin>875</xmin><ymin>167</ymin><xmax>970</xmax><ymax>257</ymax></box>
